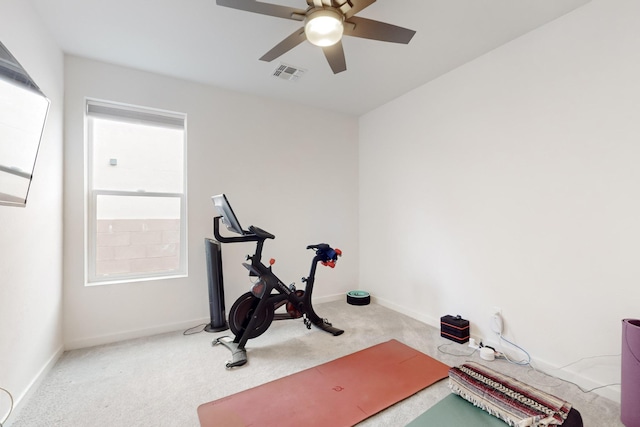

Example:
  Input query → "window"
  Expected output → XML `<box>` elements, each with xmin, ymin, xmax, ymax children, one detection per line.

<box><xmin>86</xmin><ymin>99</ymin><xmax>187</xmax><ymax>284</ymax></box>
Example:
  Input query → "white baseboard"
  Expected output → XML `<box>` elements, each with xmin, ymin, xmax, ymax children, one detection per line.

<box><xmin>526</xmin><ymin>357</ymin><xmax>621</xmax><ymax>403</ymax></box>
<box><xmin>372</xmin><ymin>295</ymin><xmax>440</xmax><ymax>329</ymax></box>
<box><xmin>314</xmin><ymin>293</ymin><xmax>345</xmax><ymax>304</ymax></box>
<box><xmin>5</xmin><ymin>345</ymin><xmax>64</xmax><ymax>427</ymax></box>
<box><xmin>371</xmin><ymin>296</ymin><xmax>621</xmax><ymax>404</ymax></box>
<box><xmin>63</xmin><ymin>317</ymin><xmax>210</xmax><ymax>350</ymax></box>
<box><xmin>65</xmin><ymin>295</ymin><xmax>348</xmax><ymax>351</ymax></box>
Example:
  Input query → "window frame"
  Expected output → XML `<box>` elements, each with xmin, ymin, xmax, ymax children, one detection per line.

<box><xmin>85</xmin><ymin>98</ymin><xmax>188</xmax><ymax>285</ymax></box>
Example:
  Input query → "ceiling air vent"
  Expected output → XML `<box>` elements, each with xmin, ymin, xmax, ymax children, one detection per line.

<box><xmin>272</xmin><ymin>63</ymin><xmax>306</xmax><ymax>82</ymax></box>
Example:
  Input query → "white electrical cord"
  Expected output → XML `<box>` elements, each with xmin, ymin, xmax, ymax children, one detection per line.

<box><xmin>490</xmin><ymin>313</ymin><xmax>531</xmax><ymax>366</ymax></box>
<box><xmin>526</xmin><ymin>354</ymin><xmax>621</xmax><ymax>392</ymax></box>
<box><xmin>0</xmin><ymin>387</ymin><xmax>14</xmax><ymax>427</ymax></box>
<box><xmin>498</xmin><ymin>334</ymin><xmax>532</xmax><ymax>365</ymax></box>
<box><xmin>488</xmin><ymin>313</ymin><xmax>619</xmax><ymax>394</ymax></box>
<box><xmin>437</xmin><ymin>342</ymin><xmax>477</xmax><ymax>357</ymax></box>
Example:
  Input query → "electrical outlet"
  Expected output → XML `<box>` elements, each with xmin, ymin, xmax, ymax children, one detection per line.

<box><xmin>490</xmin><ymin>307</ymin><xmax>504</xmax><ymax>335</ymax></box>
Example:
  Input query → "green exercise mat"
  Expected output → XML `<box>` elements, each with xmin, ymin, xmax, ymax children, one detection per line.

<box><xmin>406</xmin><ymin>394</ymin><xmax>507</xmax><ymax>427</ymax></box>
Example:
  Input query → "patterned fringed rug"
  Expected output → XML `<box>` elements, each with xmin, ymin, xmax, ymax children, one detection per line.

<box><xmin>448</xmin><ymin>362</ymin><xmax>581</xmax><ymax>427</ymax></box>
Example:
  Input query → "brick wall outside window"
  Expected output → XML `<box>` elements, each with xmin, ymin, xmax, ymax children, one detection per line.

<box><xmin>96</xmin><ymin>219</ymin><xmax>180</xmax><ymax>277</ymax></box>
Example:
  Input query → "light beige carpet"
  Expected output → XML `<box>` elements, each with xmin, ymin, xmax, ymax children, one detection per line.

<box><xmin>10</xmin><ymin>301</ymin><xmax>623</xmax><ymax>427</ymax></box>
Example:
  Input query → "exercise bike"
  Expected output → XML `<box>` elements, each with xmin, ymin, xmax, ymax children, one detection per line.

<box><xmin>211</xmin><ymin>194</ymin><xmax>344</xmax><ymax>368</ymax></box>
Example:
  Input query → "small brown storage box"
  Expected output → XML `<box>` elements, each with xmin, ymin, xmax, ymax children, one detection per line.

<box><xmin>440</xmin><ymin>315</ymin><xmax>469</xmax><ymax>344</ymax></box>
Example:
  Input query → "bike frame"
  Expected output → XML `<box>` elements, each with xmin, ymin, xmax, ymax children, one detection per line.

<box><xmin>212</xmin><ymin>216</ymin><xmax>343</xmax><ymax>368</ymax></box>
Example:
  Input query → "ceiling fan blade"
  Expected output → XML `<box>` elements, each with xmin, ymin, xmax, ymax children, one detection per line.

<box><xmin>216</xmin><ymin>0</ymin><xmax>305</xmax><ymax>21</ymax></box>
<box><xmin>259</xmin><ymin>28</ymin><xmax>307</xmax><ymax>62</ymax></box>
<box><xmin>344</xmin><ymin>16</ymin><xmax>416</xmax><ymax>44</ymax></box>
<box><xmin>322</xmin><ymin>41</ymin><xmax>347</xmax><ymax>74</ymax></box>
<box><xmin>344</xmin><ymin>0</ymin><xmax>376</xmax><ymax>19</ymax></box>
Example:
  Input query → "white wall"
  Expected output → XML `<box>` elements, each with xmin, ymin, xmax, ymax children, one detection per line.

<box><xmin>63</xmin><ymin>56</ymin><xmax>359</xmax><ymax>349</ymax></box>
<box><xmin>0</xmin><ymin>0</ymin><xmax>64</xmax><ymax>420</ymax></box>
<box><xmin>359</xmin><ymin>0</ymin><xmax>639</xmax><ymax>401</ymax></box>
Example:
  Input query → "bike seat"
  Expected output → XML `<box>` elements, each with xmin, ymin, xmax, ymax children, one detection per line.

<box><xmin>249</xmin><ymin>225</ymin><xmax>275</xmax><ymax>240</ymax></box>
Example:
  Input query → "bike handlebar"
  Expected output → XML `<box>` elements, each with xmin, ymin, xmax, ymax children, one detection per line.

<box><xmin>214</xmin><ymin>216</ymin><xmax>341</xmax><ymax>269</ymax></box>
<box><xmin>213</xmin><ymin>216</ymin><xmax>274</xmax><ymax>244</ymax></box>
<box><xmin>307</xmin><ymin>244</ymin><xmax>342</xmax><ymax>268</ymax></box>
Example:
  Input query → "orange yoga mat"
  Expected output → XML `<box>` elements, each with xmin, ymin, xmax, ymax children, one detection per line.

<box><xmin>197</xmin><ymin>339</ymin><xmax>450</xmax><ymax>427</ymax></box>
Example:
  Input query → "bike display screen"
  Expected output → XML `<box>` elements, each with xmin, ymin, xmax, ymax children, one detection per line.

<box><xmin>212</xmin><ymin>193</ymin><xmax>245</xmax><ymax>235</ymax></box>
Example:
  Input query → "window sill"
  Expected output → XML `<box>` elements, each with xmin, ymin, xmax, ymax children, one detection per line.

<box><xmin>85</xmin><ymin>272</ymin><xmax>188</xmax><ymax>287</ymax></box>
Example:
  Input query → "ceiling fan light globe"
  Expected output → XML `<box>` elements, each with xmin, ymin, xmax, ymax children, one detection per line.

<box><xmin>305</xmin><ymin>10</ymin><xmax>344</xmax><ymax>47</ymax></box>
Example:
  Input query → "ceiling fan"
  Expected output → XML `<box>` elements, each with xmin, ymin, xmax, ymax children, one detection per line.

<box><xmin>216</xmin><ymin>0</ymin><xmax>416</xmax><ymax>74</ymax></box>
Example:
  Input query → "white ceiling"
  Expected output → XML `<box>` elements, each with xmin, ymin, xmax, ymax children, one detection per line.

<box><xmin>31</xmin><ymin>0</ymin><xmax>589</xmax><ymax>116</ymax></box>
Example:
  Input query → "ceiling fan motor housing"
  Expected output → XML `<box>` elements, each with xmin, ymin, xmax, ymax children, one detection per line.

<box><xmin>307</xmin><ymin>0</ymin><xmax>352</xmax><ymax>13</ymax></box>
